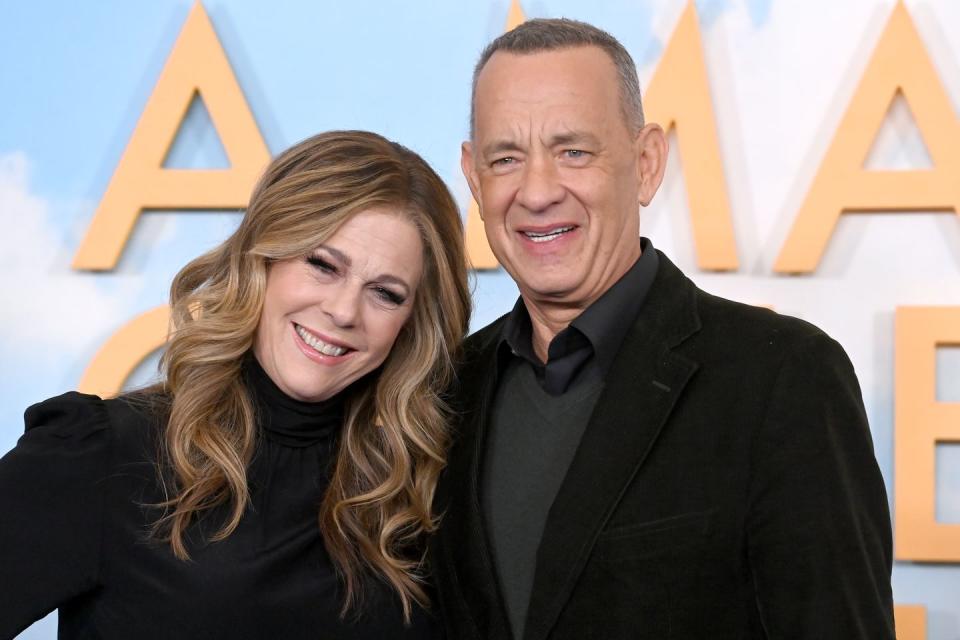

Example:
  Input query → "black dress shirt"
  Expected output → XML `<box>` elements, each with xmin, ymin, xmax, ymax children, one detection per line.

<box><xmin>500</xmin><ymin>236</ymin><xmax>660</xmax><ymax>394</ymax></box>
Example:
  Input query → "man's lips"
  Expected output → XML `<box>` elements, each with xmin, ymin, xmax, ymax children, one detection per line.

<box><xmin>517</xmin><ymin>224</ymin><xmax>578</xmax><ymax>244</ymax></box>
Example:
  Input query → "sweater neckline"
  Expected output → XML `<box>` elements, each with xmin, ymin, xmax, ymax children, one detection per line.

<box><xmin>243</xmin><ymin>354</ymin><xmax>345</xmax><ymax>448</ymax></box>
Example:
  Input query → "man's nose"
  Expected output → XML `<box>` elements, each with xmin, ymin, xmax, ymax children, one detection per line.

<box><xmin>322</xmin><ymin>283</ymin><xmax>361</xmax><ymax>328</ymax></box>
<box><xmin>516</xmin><ymin>154</ymin><xmax>564</xmax><ymax>212</ymax></box>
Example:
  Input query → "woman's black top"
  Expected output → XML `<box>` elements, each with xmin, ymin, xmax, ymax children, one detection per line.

<box><xmin>0</xmin><ymin>359</ymin><xmax>441</xmax><ymax>639</ymax></box>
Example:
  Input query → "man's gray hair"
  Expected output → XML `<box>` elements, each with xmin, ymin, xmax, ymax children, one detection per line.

<box><xmin>470</xmin><ymin>18</ymin><xmax>645</xmax><ymax>138</ymax></box>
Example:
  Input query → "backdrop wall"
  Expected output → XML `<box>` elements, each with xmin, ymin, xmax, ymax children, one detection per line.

<box><xmin>2</xmin><ymin>1</ymin><xmax>959</xmax><ymax>637</ymax></box>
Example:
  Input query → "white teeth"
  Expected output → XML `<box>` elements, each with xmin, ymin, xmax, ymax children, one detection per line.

<box><xmin>295</xmin><ymin>325</ymin><xmax>348</xmax><ymax>357</ymax></box>
<box><xmin>524</xmin><ymin>226</ymin><xmax>574</xmax><ymax>243</ymax></box>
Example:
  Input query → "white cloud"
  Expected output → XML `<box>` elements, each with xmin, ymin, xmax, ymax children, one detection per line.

<box><xmin>0</xmin><ymin>152</ymin><xmax>132</xmax><ymax>360</ymax></box>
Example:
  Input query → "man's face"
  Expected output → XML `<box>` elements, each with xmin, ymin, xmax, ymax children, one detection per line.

<box><xmin>463</xmin><ymin>46</ymin><xmax>647</xmax><ymax>309</ymax></box>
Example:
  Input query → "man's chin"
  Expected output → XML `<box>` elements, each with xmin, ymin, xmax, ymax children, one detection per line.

<box><xmin>520</xmin><ymin>281</ymin><xmax>586</xmax><ymax>305</ymax></box>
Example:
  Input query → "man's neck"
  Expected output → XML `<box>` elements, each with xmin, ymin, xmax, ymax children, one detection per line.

<box><xmin>521</xmin><ymin>242</ymin><xmax>643</xmax><ymax>363</ymax></box>
<box><xmin>524</xmin><ymin>302</ymin><xmax>583</xmax><ymax>363</ymax></box>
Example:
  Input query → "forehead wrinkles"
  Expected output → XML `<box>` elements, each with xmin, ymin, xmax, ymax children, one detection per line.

<box><xmin>476</xmin><ymin>76</ymin><xmax>617</xmax><ymax>143</ymax></box>
<box><xmin>478</xmin><ymin>96</ymin><xmax>591</xmax><ymax>145</ymax></box>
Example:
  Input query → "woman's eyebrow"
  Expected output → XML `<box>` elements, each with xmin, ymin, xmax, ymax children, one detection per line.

<box><xmin>316</xmin><ymin>245</ymin><xmax>351</xmax><ymax>266</ymax></box>
<box><xmin>317</xmin><ymin>245</ymin><xmax>411</xmax><ymax>293</ymax></box>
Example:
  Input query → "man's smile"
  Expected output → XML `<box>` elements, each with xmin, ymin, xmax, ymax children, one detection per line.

<box><xmin>520</xmin><ymin>225</ymin><xmax>577</xmax><ymax>243</ymax></box>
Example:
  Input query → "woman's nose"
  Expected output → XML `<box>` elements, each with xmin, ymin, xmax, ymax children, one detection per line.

<box><xmin>321</xmin><ymin>283</ymin><xmax>362</xmax><ymax>328</ymax></box>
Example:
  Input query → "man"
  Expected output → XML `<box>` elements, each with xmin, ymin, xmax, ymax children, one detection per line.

<box><xmin>431</xmin><ymin>17</ymin><xmax>894</xmax><ymax>640</ymax></box>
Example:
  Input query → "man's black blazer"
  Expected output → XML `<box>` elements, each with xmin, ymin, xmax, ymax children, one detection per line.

<box><xmin>431</xmin><ymin>252</ymin><xmax>894</xmax><ymax>640</ymax></box>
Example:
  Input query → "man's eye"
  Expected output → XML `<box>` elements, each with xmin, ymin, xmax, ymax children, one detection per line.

<box><xmin>564</xmin><ymin>149</ymin><xmax>587</xmax><ymax>158</ymax></box>
<box><xmin>491</xmin><ymin>157</ymin><xmax>515</xmax><ymax>167</ymax></box>
<box><xmin>306</xmin><ymin>255</ymin><xmax>337</xmax><ymax>274</ymax></box>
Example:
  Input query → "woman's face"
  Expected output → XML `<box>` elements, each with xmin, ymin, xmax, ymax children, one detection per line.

<box><xmin>253</xmin><ymin>208</ymin><xmax>424</xmax><ymax>402</ymax></box>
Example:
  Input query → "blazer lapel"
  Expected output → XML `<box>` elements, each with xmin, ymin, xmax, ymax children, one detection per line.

<box><xmin>437</xmin><ymin>323</ymin><xmax>513</xmax><ymax>639</ymax></box>
<box><xmin>522</xmin><ymin>254</ymin><xmax>702</xmax><ymax>640</ymax></box>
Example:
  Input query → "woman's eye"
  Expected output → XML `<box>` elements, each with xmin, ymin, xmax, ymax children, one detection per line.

<box><xmin>306</xmin><ymin>255</ymin><xmax>338</xmax><ymax>274</ymax></box>
<box><xmin>373</xmin><ymin>287</ymin><xmax>406</xmax><ymax>306</ymax></box>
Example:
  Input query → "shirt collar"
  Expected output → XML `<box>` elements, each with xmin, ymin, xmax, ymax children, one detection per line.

<box><xmin>571</xmin><ymin>236</ymin><xmax>659</xmax><ymax>375</ymax></box>
<box><xmin>499</xmin><ymin>237</ymin><xmax>659</xmax><ymax>393</ymax></box>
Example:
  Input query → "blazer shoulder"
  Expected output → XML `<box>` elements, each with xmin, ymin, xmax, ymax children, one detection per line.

<box><xmin>450</xmin><ymin>314</ymin><xmax>509</xmax><ymax>415</ymax></box>
<box><xmin>461</xmin><ymin>313</ymin><xmax>510</xmax><ymax>363</ymax></box>
<box><xmin>691</xmin><ymin>287</ymin><xmax>839</xmax><ymax>358</ymax></box>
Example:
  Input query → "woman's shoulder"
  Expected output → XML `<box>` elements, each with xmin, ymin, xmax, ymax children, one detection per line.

<box><xmin>18</xmin><ymin>389</ymin><xmax>165</xmax><ymax>465</ymax></box>
<box><xmin>21</xmin><ymin>391</ymin><xmax>111</xmax><ymax>447</ymax></box>
<box><xmin>0</xmin><ymin>391</ymin><xmax>170</xmax><ymax>633</ymax></box>
<box><xmin>2</xmin><ymin>393</ymin><xmax>120</xmax><ymax>526</ymax></box>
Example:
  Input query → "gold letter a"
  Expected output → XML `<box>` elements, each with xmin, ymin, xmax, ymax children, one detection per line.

<box><xmin>72</xmin><ymin>1</ymin><xmax>270</xmax><ymax>271</ymax></box>
<box><xmin>775</xmin><ymin>2</ymin><xmax>960</xmax><ymax>274</ymax></box>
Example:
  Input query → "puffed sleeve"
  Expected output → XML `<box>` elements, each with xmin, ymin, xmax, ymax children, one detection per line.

<box><xmin>0</xmin><ymin>392</ymin><xmax>111</xmax><ymax>639</ymax></box>
<box><xmin>747</xmin><ymin>333</ymin><xmax>895</xmax><ymax>638</ymax></box>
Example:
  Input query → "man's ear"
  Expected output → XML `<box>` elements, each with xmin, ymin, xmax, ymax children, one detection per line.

<box><xmin>461</xmin><ymin>141</ymin><xmax>483</xmax><ymax>217</ymax></box>
<box><xmin>634</xmin><ymin>123</ymin><xmax>668</xmax><ymax>207</ymax></box>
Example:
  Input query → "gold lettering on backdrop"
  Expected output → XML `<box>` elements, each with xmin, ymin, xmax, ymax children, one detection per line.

<box><xmin>775</xmin><ymin>2</ymin><xmax>960</xmax><ymax>273</ymax></box>
<box><xmin>464</xmin><ymin>0</ymin><xmax>739</xmax><ymax>271</ymax></box>
<box><xmin>78</xmin><ymin>306</ymin><xmax>170</xmax><ymax>397</ymax></box>
<box><xmin>895</xmin><ymin>306</ymin><xmax>960</xmax><ymax>561</ymax></box>
<box><xmin>72</xmin><ymin>1</ymin><xmax>270</xmax><ymax>271</ymax></box>
<box><xmin>642</xmin><ymin>0</ymin><xmax>738</xmax><ymax>270</ymax></box>
<box><xmin>464</xmin><ymin>0</ymin><xmax>526</xmax><ymax>270</ymax></box>
<box><xmin>893</xmin><ymin>605</ymin><xmax>927</xmax><ymax>640</ymax></box>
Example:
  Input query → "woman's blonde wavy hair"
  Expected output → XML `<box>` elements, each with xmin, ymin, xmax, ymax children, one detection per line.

<box><xmin>147</xmin><ymin>130</ymin><xmax>471</xmax><ymax>621</ymax></box>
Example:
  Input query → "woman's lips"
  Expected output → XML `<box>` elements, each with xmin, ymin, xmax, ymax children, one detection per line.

<box><xmin>292</xmin><ymin>323</ymin><xmax>355</xmax><ymax>361</ymax></box>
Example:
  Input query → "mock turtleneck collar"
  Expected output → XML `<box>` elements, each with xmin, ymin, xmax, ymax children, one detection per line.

<box><xmin>243</xmin><ymin>355</ymin><xmax>345</xmax><ymax>448</ymax></box>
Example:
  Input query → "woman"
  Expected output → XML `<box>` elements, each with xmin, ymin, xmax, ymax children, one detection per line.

<box><xmin>0</xmin><ymin>131</ymin><xmax>471</xmax><ymax>639</ymax></box>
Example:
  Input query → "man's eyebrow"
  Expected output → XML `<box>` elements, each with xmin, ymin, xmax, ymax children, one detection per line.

<box><xmin>548</xmin><ymin>131</ymin><xmax>600</xmax><ymax>147</ymax></box>
<box><xmin>480</xmin><ymin>132</ymin><xmax>601</xmax><ymax>156</ymax></box>
<box><xmin>480</xmin><ymin>140</ymin><xmax>524</xmax><ymax>157</ymax></box>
